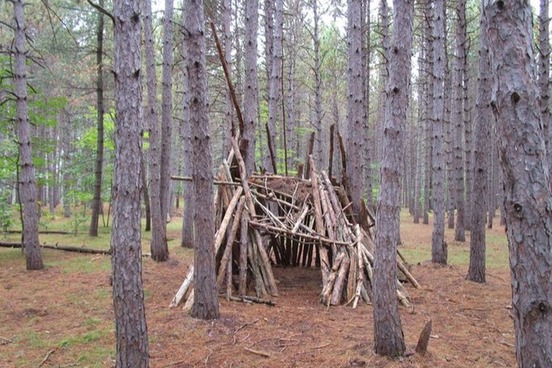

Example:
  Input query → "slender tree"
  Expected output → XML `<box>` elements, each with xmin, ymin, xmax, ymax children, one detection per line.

<box><xmin>144</xmin><ymin>0</ymin><xmax>169</xmax><ymax>261</ymax></box>
<box><xmin>266</xmin><ymin>0</ymin><xmax>283</xmax><ymax>173</ymax></box>
<box><xmin>467</xmin><ymin>0</ymin><xmax>491</xmax><ymax>283</ymax></box>
<box><xmin>346</xmin><ymin>0</ymin><xmax>365</xmax><ymax>219</ymax></box>
<box><xmin>486</xmin><ymin>0</ymin><xmax>552</xmax><ymax>365</ymax></box>
<box><xmin>111</xmin><ymin>0</ymin><xmax>149</xmax><ymax>363</ymax></box>
<box><xmin>13</xmin><ymin>0</ymin><xmax>44</xmax><ymax>270</ymax></box>
<box><xmin>452</xmin><ymin>0</ymin><xmax>466</xmax><ymax>242</ymax></box>
<box><xmin>185</xmin><ymin>0</ymin><xmax>220</xmax><ymax>320</ymax></box>
<box><xmin>89</xmin><ymin>0</ymin><xmax>105</xmax><ymax>237</ymax></box>
<box><xmin>160</xmin><ymin>0</ymin><xmax>174</xmax><ymax>224</ymax></box>
<box><xmin>243</xmin><ymin>0</ymin><xmax>259</xmax><ymax>173</ymax></box>
<box><xmin>431</xmin><ymin>0</ymin><xmax>447</xmax><ymax>265</ymax></box>
<box><xmin>373</xmin><ymin>0</ymin><xmax>414</xmax><ymax>357</ymax></box>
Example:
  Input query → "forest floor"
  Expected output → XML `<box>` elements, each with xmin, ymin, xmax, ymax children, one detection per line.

<box><xmin>0</xmin><ymin>209</ymin><xmax>515</xmax><ymax>367</ymax></box>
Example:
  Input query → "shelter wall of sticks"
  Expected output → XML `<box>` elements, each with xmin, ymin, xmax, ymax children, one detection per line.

<box><xmin>170</xmin><ymin>138</ymin><xmax>419</xmax><ymax>310</ymax></box>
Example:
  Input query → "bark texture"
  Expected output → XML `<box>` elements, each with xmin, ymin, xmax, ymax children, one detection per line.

<box><xmin>452</xmin><ymin>0</ymin><xmax>466</xmax><ymax>242</ymax></box>
<box><xmin>346</xmin><ymin>0</ymin><xmax>365</xmax><ymax>220</ymax></box>
<box><xmin>243</xmin><ymin>0</ymin><xmax>259</xmax><ymax>174</ymax></box>
<box><xmin>89</xmin><ymin>0</ymin><xmax>105</xmax><ymax>237</ymax></box>
<box><xmin>431</xmin><ymin>0</ymin><xmax>447</xmax><ymax>265</ymax></box>
<box><xmin>467</xmin><ymin>2</ymin><xmax>491</xmax><ymax>283</ymax></box>
<box><xmin>486</xmin><ymin>0</ymin><xmax>552</xmax><ymax>366</ymax></box>
<box><xmin>144</xmin><ymin>0</ymin><xmax>169</xmax><ymax>262</ymax></box>
<box><xmin>185</xmin><ymin>0</ymin><xmax>220</xmax><ymax>320</ymax></box>
<box><xmin>111</xmin><ymin>0</ymin><xmax>149</xmax><ymax>363</ymax></box>
<box><xmin>13</xmin><ymin>0</ymin><xmax>44</xmax><ymax>270</ymax></box>
<box><xmin>373</xmin><ymin>0</ymin><xmax>413</xmax><ymax>357</ymax></box>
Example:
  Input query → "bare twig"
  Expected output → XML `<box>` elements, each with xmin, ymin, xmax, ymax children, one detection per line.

<box><xmin>235</xmin><ymin>318</ymin><xmax>260</xmax><ymax>332</ymax></box>
<box><xmin>38</xmin><ymin>348</ymin><xmax>56</xmax><ymax>367</ymax></box>
<box><xmin>244</xmin><ymin>347</ymin><xmax>271</xmax><ymax>358</ymax></box>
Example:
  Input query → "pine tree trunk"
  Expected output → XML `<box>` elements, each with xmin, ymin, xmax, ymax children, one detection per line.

<box><xmin>453</xmin><ymin>0</ymin><xmax>466</xmax><ymax>242</ymax></box>
<box><xmin>373</xmin><ymin>0</ymin><xmax>413</xmax><ymax>356</ymax></box>
<box><xmin>89</xmin><ymin>0</ymin><xmax>105</xmax><ymax>237</ymax></box>
<box><xmin>13</xmin><ymin>0</ymin><xmax>43</xmax><ymax>271</ymax></box>
<box><xmin>144</xmin><ymin>0</ymin><xmax>168</xmax><ymax>262</ymax></box>
<box><xmin>486</xmin><ymin>1</ymin><xmax>552</xmax><ymax>365</ymax></box>
<box><xmin>243</xmin><ymin>0</ymin><xmax>259</xmax><ymax>174</ymax></box>
<box><xmin>431</xmin><ymin>0</ymin><xmax>447</xmax><ymax>265</ymax></box>
<box><xmin>180</xmin><ymin>34</ymin><xmax>193</xmax><ymax>248</ymax></box>
<box><xmin>467</xmin><ymin>3</ymin><xmax>491</xmax><ymax>283</ymax></box>
<box><xmin>160</xmin><ymin>0</ymin><xmax>175</xmax><ymax>224</ymax></box>
<box><xmin>186</xmin><ymin>0</ymin><xmax>220</xmax><ymax>320</ymax></box>
<box><xmin>111</xmin><ymin>0</ymin><xmax>149</xmax><ymax>363</ymax></box>
<box><xmin>346</xmin><ymin>0</ymin><xmax>365</xmax><ymax>220</ymax></box>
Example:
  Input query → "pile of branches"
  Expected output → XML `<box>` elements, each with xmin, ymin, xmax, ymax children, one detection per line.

<box><xmin>170</xmin><ymin>141</ymin><xmax>419</xmax><ymax>309</ymax></box>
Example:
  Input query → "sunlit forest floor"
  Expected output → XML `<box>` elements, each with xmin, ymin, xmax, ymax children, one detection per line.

<box><xmin>0</xmin><ymin>208</ymin><xmax>515</xmax><ymax>367</ymax></box>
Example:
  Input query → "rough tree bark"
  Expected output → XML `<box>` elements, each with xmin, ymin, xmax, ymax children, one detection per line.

<box><xmin>185</xmin><ymin>0</ymin><xmax>220</xmax><ymax>320</ymax></box>
<box><xmin>452</xmin><ymin>0</ymin><xmax>466</xmax><ymax>242</ymax></box>
<box><xmin>111</xmin><ymin>0</ymin><xmax>149</xmax><ymax>363</ymax></box>
<box><xmin>346</xmin><ymin>0</ymin><xmax>365</xmax><ymax>220</ymax></box>
<box><xmin>538</xmin><ymin>0</ymin><xmax>550</xmax><ymax>171</ymax></box>
<box><xmin>431</xmin><ymin>0</ymin><xmax>447</xmax><ymax>265</ymax></box>
<box><xmin>144</xmin><ymin>0</ymin><xmax>169</xmax><ymax>261</ymax></box>
<box><xmin>13</xmin><ymin>0</ymin><xmax>44</xmax><ymax>270</ymax></box>
<box><xmin>486</xmin><ymin>1</ymin><xmax>552</xmax><ymax>366</ymax></box>
<box><xmin>467</xmin><ymin>0</ymin><xmax>491</xmax><ymax>283</ymax></box>
<box><xmin>266</xmin><ymin>0</ymin><xmax>283</xmax><ymax>173</ymax></box>
<box><xmin>243</xmin><ymin>0</ymin><xmax>259</xmax><ymax>174</ymax></box>
<box><xmin>89</xmin><ymin>0</ymin><xmax>105</xmax><ymax>237</ymax></box>
<box><xmin>160</xmin><ymin>0</ymin><xmax>174</xmax><ymax>224</ymax></box>
<box><xmin>372</xmin><ymin>0</ymin><xmax>413</xmax><ymax>357</ymax></box>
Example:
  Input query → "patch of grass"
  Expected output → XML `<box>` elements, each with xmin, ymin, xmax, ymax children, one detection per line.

<box><xmin>58</xmin><ymin>328</ymin><xmax>109</xmax><ymax>348</ymax></box>
<box><xmin>76</xmin><ymin>345</ymin><xmax>114</xmax><ymax>366</ymax></box>
<box><xmin>0</xmin><ymin>249</ymin><xmax>24</xmax><ymax>262</ymax></box>
<box><xmin>26</xmin><ymin>331</ymin><xmax>49</xmax><ymax>349</ymax></box>
<box><xmin>48</xmin><ymin>255</ymin><xmax>110</xmax><ymax>274</ymax></box>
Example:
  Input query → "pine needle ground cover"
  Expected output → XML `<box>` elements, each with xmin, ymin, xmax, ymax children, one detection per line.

<box><xmin>0</xmin><ymin>210</ymin><xmax>514</xmax><ymax>367</ymax></box>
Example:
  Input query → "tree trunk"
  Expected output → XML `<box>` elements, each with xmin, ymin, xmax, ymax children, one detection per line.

<box><xmin>346</xmin><ymin>0</ymin><xmax>365</xmax><ymax>221</ymax></box>
<box><xmin>453</xmin><ymin>0</ymin><xmax>466</xmax><ymax>242</ymax></box>
<box><xmin>160</xmin><ymin>0</ymin><xmax>175</xmax><ymax>224</ymax></box>
<box><xmin>486</xmin><ymin>1</ymin><xmax>552</xmax><ymax>365</ymax></box>
<box><xmin>266</xmin><ymin>0</ymin><xmax>283</xmax><ymax>173</ymax></box>
<box><xmin>144</xmin><ymin>0</ymin><xmax>169</xmax><ymax>262</ymax></box>
<box><xmin>13</xmin><ymin>0</ymin><xmax>43</xmax><ymax>271</ymax></box>
<box><xmin>186</xmin><ymin>0</ymin><xmax>220</xmax><ymax>320</ymax></box>
<box><xmin>431</xmin><ymin>0</ymin><xmax>447</xmax><ymax>265</ymax></box>
<box><xmin>89</xmin><ymin>0</ymin><xmax>105</xmax><ymax>237</ymax></box>
<box><xmin>243</xmin><ymin>0</ymin><xmax>259</xmax><ymax>174</ymax></box>
<box><xmin>111</xmin><ymin>0</ymin><xmax>149</xmax><ymax>363</ymax></box>
<box><xmin>467</xmin><ymin>2</ymin><xmax>491</xmax><ymax>283</ymax></box>
<box><xmin>373</xmin><ymin>0</ymin><xmax>413</xmax><ymax>357</ymax></box>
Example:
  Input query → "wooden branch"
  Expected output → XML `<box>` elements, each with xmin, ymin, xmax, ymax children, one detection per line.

<box><xmin>244</xmin><ymin>347</ymin><xmax>271</xmax><ymax>358</ymax></box>
<box><xmin>239</xmin><ymin>210</ymin><xmax>249</xmax><ymax>295</ymax></box>
<box><xmin>208</xmin><ymin>21</ymin><xmax>245</xmax><ymax>135</ymax></box>
<box><xmin>265</xmin><ymin>123</ymin><xmax>278</xmax><ymax>174</ymax></box>
<box><xmin>0</xmin><ymin>242</ymin><xmax>110</xmax><ymax>255</ymax></box>
<box><xmin>86</xmin><ymin>0</ymin><xmax>115</xmax><ymax>23</ymax></box>
<box><xmin>328</xmin><ymin>124</ymin><xmax>335</xmax><ymax>180</ymax></box>
<box><xmin>291</xmin><ymin>202</ymin><xmax>310</xmax><ymax>234</ymax></box>
<box><xmin>230</xmin><ymin>295</ymin><xmax>276</xmax><ymax>306</ymax></box>
<box><xmin>214</xmin><ymin>187</ymin><xmax>244</xmax><ymax>253</ymax></box>
<box><xmin>217</xmin><ymin>197</ymin><xmax>245</xmax><ymax>287</ymax></box>
<box><xmin>231</xmin><ymin>137</ymin><xmax>278</xmax><ymax>296</ymax></box>
<box><xmin>170</xmin><ymin>175</ymin><xmax>240</xmax><ymax>186</ymax></box>
<box><xmin>248</xmin><ymin>220</ymin><xmax>350</xmax><ymax>246</ymax></box>
<box><xmin>305</xmin><ymin>132</ymin><xmax>315</xmax><ymax>176</ymax></box>
<box><xmin>169</xmin><ymin>265</ymin><xmax>194</xmax><ymax>308</ymax></box>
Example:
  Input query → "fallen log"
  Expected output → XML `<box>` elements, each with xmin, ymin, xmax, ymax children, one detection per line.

<box><xmin>0</xmin><ymin>242</ymin><xmax>110</xmax><ymax>255</ymax></box>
